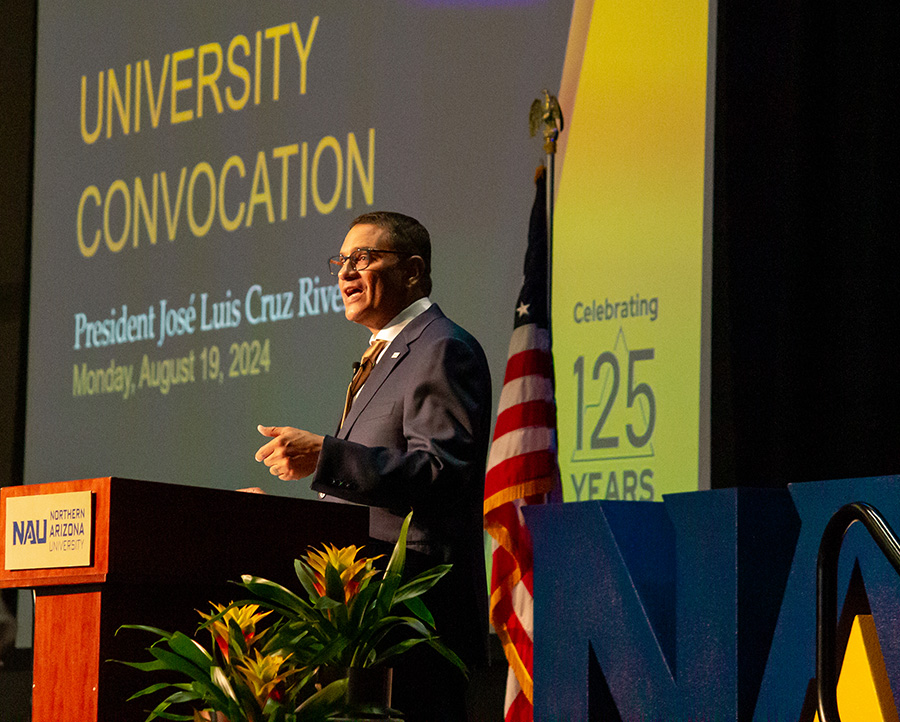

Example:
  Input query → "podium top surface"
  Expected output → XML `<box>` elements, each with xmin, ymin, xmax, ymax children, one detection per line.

<box><xmin>1</xmin><ymin>477</ymin><xmax>368</xmax><ymax>589</ymax></box>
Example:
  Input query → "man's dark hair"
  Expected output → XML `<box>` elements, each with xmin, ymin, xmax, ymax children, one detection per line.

<box><xmin>351</xmin><ymin>211</ymin><xmax>432</xmax><ymax>294</ymax></box>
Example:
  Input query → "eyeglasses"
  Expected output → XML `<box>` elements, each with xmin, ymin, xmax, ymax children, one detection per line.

<box><xmin>328</xmin><ymin>248</ymin><xmax>409</xmax><ymax>276</ymax></box>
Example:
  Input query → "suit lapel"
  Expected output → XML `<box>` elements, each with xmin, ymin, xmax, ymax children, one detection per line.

<box><xmin>337</xmin><ymin>304</ymin><xmax>444</xmax><ymax>438</ymax></box>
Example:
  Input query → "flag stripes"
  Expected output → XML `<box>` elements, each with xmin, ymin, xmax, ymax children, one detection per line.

<box><xmin>492</xmin><ymin>399</ymin><xmax>556</xmax><ymax>439</ymax></box>
<box><xmin>485</xmin><ymin>167</ymin><xmax>559</xmax><ymax>721</ymax></box>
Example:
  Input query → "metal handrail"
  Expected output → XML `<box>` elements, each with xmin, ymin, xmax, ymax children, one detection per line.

<box><xmin>816</xmin><ymin>501</ymin><xmax>900</xmax><ymax>722</ymax></box>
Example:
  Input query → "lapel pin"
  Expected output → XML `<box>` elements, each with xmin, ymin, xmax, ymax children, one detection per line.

<box><xmin>391</xmin><ymin>352</ymin><xmax>400</xmax><ymax>358</ymax></box>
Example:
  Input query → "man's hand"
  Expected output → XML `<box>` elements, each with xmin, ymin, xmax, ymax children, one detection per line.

<box><xmin>255</xmin><ymin>425</ymin><xmax>324</xmax><ymax>481</ymax></box>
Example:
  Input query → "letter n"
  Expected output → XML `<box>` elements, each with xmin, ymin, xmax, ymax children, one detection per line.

<box><xmin>526</xmin><ymin>489</ymin><xmax>799</xmax><ymax>721</ymax></box>
<box><xmin>526</xmin><ymin>500</ymin><xmax>679</xmax><ymax>719</ymax></box>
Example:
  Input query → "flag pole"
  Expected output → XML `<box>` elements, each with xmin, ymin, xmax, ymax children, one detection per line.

<box><xmin>529</xmin><ymin>90</ymin><xmax>564</xmax><ymax>339</ymax></box>
<box><xmin>530</xmin><ymin>91</ymin><xmax>564</xmax><ymax>505</ymax></box>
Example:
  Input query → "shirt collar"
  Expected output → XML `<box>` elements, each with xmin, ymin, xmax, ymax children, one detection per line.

<box><xmin>371</xmin><ymin>296</ymin><xmax>433</xmax><ymax>346</ymax></box>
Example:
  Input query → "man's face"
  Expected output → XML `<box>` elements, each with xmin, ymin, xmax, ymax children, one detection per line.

<box><xmin>337</xmin><ymin>223</ymin><xmax>410</xmax><ymax>333</ymax></box>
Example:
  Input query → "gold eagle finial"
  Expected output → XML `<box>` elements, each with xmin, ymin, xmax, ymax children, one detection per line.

<box><xmin>529</xmin><ymin>89</ymin><xmax>564</xmax><ymax>154</ymax></box>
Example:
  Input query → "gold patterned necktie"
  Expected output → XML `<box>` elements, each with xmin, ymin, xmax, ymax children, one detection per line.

<box><xmin>340</xmin><ymin>339</ymin><xmax>389</xmax><ymax>429</ymax></box>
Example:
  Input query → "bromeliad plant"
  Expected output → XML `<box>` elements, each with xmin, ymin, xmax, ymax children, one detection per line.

<box><xmin>237</xmin><ymin>512</ymin><xmax>466</xmax><ymax>673</ymax></box>
<box><xmin>116</xmin><ymin>512</ymin><xmax>461</xmax><ymax>721</ymax></box>
<box><xmin>116</xmin><ymin>602</ymin><xmax>346</xmax><ymax>722</ymax></box>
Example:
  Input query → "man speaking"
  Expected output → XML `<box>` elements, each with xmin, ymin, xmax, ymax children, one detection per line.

<box><xmin>254</xmin><ymin>212</ymin><xmax>492</xmax><ymax>721</ymax></box>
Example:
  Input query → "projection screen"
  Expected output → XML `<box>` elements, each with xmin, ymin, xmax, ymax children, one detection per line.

<box><xmin>25</xmin><ymin>2</ymin><xmax>574</xmax><ymax>496</ymax></box>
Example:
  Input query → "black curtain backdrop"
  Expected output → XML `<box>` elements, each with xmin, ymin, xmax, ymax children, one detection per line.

<box><xmin>0</xmin><ymin>0</ymin><xmax>36</xmax><ymax>623</ymax></box>
<box><xmin>712</xmin><ymin>0</ymin><xmax>900</xmax><ymax>487</ymax></box>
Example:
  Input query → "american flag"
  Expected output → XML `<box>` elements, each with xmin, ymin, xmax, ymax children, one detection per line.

<box><xmin>484</xmin><ymin>167</ymin><xmax>560</xmax><ymax>721</ymax></box>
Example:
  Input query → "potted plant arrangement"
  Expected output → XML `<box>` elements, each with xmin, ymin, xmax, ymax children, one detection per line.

<box><xmin>117</xmin><ymin>601</ymin><xmax>346</xmax><ymax>722</ymax></box>
<box><xmin>117</xmin><ymin>512</ymin><xmax>463</xmax><ymax>721</ymax></box>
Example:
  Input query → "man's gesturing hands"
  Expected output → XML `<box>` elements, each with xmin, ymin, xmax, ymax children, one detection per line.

<box><xmin>254</xmin><ymin>425</ymin><xmax>324</xmax><ymax>480</ymax></box>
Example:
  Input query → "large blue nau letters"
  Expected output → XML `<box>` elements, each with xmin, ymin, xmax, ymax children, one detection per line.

<box><xmin>526</xmin><ymin>478</ymin><xmax>900</xmax><ymax>721</ymax></box>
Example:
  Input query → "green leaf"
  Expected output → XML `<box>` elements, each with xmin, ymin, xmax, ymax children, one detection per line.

<box><xmin>147</xmin><ymin>648</ymin><xmax>209</xmax><ymax>685</ymax></box>
<box><xmin>350</xmin><ymin>614</ymin><xmax>444</xmax><ymax>667</ymax></box>
<box><xmin>369</xmin><ymin>628</ymin><xmax>466</xmax><ymax>675</ymax></box>
<box><xmin>201</xmin><ymin>696</ymin><xmax>236</xmax><ymax>717</ymax></box>
<box><xmin>210</xmin><ymin>666</ymin><xmax>239</xmax><ymax>703</ymax></box>
<box><xmin>196</xmin><ymin>604</ymin><xmax>230</xmax><ymax>630</ymax></box>
<box><xmin>359</xmin><ymin>613</ymin><xmax>424</xmax><ymax>642</ymax></box>
<box><xmin>401</xmin><ymin>595</ymin><xmax>435</xmax><ymax>627</ymax></box>
<box><xmin>226</xmin><ymin>616</ymin><xmax>249</xmax><ymax>659</ymax></box>
<box><xmin>314</xmin><ymin>593</ymin><xmax>350</xmax><ymax>633</ymax></box>
<box><xmin>180</xmin><ymin>672</ymin><xmax>233</xmax><ymax>713</ymax></box>
<box><xmin>313</xmin><ymin>596</ymin><xmax>343</xmax><ymax>613</ymax></box>
<box><xmin>347</xmin><ymin>581</ymin><xmax>379</xmax><ymax>630</ymax></box>
<box><xmin>279</xmin><ymin>602</ymin><xmax>336</xmax><ymax>638</ymax></box>
<box><xmin>308</xmin><ymin>634</ymin><xmax>352</xmax><ymax>668</ymax></box>
<box><xmin>264</xmin><ymin>626</ymin><xmax>313</xmax><ymax>656</ymax></box>
<box><xmin>345</xmin><ymin>617</ymin><xmax>391</xmax><ymax>664</ymax></box>
<box><xmin>144</xmin><ymin>689</ymin><xmax>197</xmax><ymax>722</ymax></box>
<box><xmin>323</xmin><ymin>562</ymin><xmax>344</xmax><ymax>603</ymax></box>
<box><xmin>157</xmin><ymin>690</ymin><xmax>198</xmax><ymax>705</ymax></box>
<box><xmin>374</xmin><ymin>512</ymin><xmax>412</xmax><ymax>615</ymax></box>
<box><xmin>293</xmin><ymin>558</ymin><xmax>320</xmax><ymax>600</ymax></box>
<box><xmin>393</xmin><ymin>564</ymin><xmax>452</xmax><ymax>604</ymax></box>
<box><xmin>262</xmin><ymin>694</ymin><xmax>285</xmax><ymax>721</ymax></box>
<box><xmin>426</xmin><ymin>636</ymin><xmax>468</xmax><ymax>676</ymax></box>
<box><xmin>149</xmin><ymin>713</ymin><xmax>193</xmax><ymax>722</ymax></box>
<box><xmin>113</xmin><ymin>659</ymin><xmax>171</xmax><ymax>673</ymax></box>
<box><xmin>147</xmin><ymin>711</ymin><xmax>193</xmax><ymax>722</ymax></box>
<box><xmin>167</xmin><ymin>632</ymin><xmax>214</xmax><ymax>671</ymax></box>
<box><xmin>239</xmin><ymin>576</ymin><xmax>309</xmax><ymax>616</ymax></box>
<box><xmin>227</xmin><ymin>673</ymin><xmax>264</xmax><ymax>721</ymax></box>
<box><xmin>294</xmin><ymin>678</ymin><xmax>348</xmax><ymax>721</ymax></box>
<box><xmin>126</xmin><ymin>681</ymin><xmax>172</xmax><ymax>701</ymax></box>
<box><xmin>294</xmin><ymin>666</ymin><xmax>320</xmax><ymax>692</ymax></box>
<box><xmin>376</xmin><ymin>637</ymin><xmax>429</xmax><ymax>664</ymax></box>
<box><xmin>391</xmin><ymin>615</ymin><xmax>433</xmax><ymax>639</ymax></box>
<box><xmin>116</xmin><ymin>624</ymin><xmax>175</xmax><ymax>640</ymax></box>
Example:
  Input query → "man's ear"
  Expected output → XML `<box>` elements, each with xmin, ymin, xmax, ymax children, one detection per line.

<box><xmin>406</xmin><ymin>255</ymin><xmax>426</xmax><ymax>288</ymax></box>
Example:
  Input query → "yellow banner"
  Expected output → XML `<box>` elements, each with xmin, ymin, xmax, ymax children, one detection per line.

<box><xmin>554</xmin><ymin>0</ymin><xmax>711</xmax><ymax>501</ymax></box>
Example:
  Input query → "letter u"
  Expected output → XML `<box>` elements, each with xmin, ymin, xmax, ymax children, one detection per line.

<box><xmin>81</xmin><ymin>72</ymin><xmax>104</xmax><ymax>144</ymax></box>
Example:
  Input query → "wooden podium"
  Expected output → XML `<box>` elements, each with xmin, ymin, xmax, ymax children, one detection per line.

<box><xmin>0</xmin><ymin>477</ymin><xmax>368</xmax><ymax>722</ymax></box>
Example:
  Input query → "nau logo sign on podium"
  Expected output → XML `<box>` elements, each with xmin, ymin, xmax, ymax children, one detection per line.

<box><xmin>4</xmin><ymin>491</ymin><xmax>93</xmax><ymax>570</ymax></box>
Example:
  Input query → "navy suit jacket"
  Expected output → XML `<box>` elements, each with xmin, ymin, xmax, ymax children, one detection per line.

<box><xmin>311</xmin><ymin>304</ymin><xmax>491</xmax><ymax>664</ymax></box>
